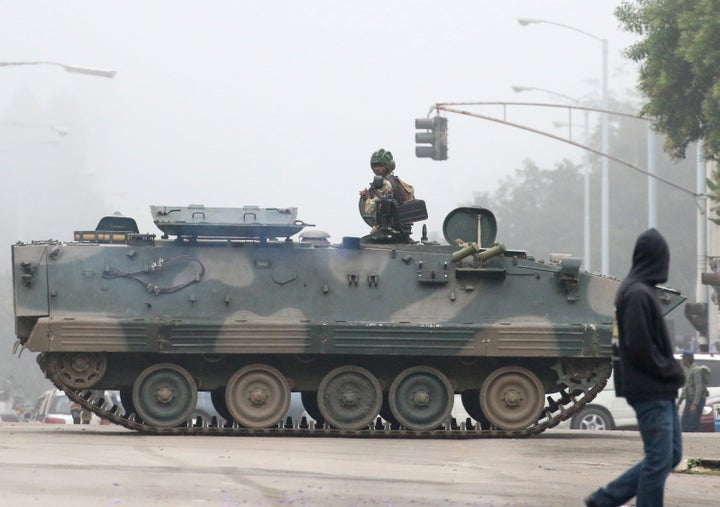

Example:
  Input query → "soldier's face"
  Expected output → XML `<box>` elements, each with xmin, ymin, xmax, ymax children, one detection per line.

<box><xmin>372</xmin><ymin>165</ymin><xmax>388</xmax><ymax>176</ymax></box>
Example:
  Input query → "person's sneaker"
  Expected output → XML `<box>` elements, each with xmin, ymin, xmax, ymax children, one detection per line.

<box><xmin>583</xmin><ymin>496</ymin><xmax>600</xmax><ymax>507</ymax></box>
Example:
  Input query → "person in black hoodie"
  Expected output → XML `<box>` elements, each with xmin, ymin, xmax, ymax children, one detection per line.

<box><xmin>585</xmin><ymin>229</ymin><xmax>685</xmax><ymax>507</ymax></box>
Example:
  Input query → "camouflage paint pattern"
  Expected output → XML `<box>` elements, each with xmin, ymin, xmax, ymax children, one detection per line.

<box><xmin>10</xmin><ymin>208</ymin><xmax>686</xmax><ymax>432</ymax></box>
<box><xmin>15</xmin><ymin>241</ymin><xmax>624</xmax><ymax>355</ymax></box>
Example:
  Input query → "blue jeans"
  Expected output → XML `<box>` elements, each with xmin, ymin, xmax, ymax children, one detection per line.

<box><xmin>587</xmin><ymin>399</ymin><xmax>682</xmax><ymax>507</ymax></box>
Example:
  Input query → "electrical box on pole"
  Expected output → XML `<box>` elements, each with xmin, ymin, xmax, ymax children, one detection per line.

<box><xmin>414</xmin><ymin>116</ymin><xmax>448</xmax><ymax>160</ymax></box>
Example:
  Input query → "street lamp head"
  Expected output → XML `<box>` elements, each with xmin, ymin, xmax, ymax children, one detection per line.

<box><xmin>61</xmin><ymin>64</ymin><xmax>116</xmax><ymax>79</ymax></box>
<box><xmin>52</xmin><ymin>126</ymin><xmax>69</xmax><ymax>136</ymax></box>
<box><xmin>511</xmin><ymin>85</ymin><xmax>581</xmax><ymax>104</ymax></box>
<box><xmin>517</xmin><ymin>18</ymin><xmax>540</xmax><ymax>26</ymax></box>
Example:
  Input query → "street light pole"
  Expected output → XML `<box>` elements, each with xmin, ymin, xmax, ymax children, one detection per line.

<box><xmin>600</xmin><ymin>39</ymin><xmax>609</xmax><ymax>274</ymax></box>
<box><xmin>518</xmin><ymin>18</ymin><xmax>609</xmax><ymax>274</ymax></box>
<box><xmin>697</xmin><ymin>139</ymin><xmax>708</xmax><ymax>306</ymax></box>
<box><xmin>0</xmin><ymin>61</ymin><xmax>116</xmax><ymax>78</ymax></box>
<box><xmin>647</xmin><ymin>127</ymin><xmax>657</xmax><ymax>228</ymax></box>
<box><xmin>512</xmin><ymin>85</ymin><xmax>591</xmax><ymax>271</ymax></box>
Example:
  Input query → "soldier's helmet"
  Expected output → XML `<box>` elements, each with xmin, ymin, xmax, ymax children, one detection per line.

<box><xmin>370</xmin><ymin>149</ymin><xmax>396</xmax><ymax>171</ymax></box>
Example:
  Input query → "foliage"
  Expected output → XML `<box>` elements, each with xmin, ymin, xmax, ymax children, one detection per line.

<box><xmin>615</xmin><ymin>0</ymin><xmax>720</xmax><ymax>160</ymax></box>
<box><xmin>707</xmin><ymin>164</ymin><xmax>720</xmax><ymax>225</ymax></box>
<box><xmin>472</xmin><ymin>159</ymin><xmax>583</xmax><ymax>259</ymax></box>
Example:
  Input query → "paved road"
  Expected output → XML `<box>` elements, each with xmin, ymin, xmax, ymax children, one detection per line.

<box><xmin>0</xmin><ymin>423</ymin><xmax>718</xmax><ymax>507</ymax></box>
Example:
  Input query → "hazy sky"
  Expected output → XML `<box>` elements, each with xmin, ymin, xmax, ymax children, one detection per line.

<box><xmin>1</xmin><ymin>1</ymin><xmax>640</xmax><ymax>244</ymax></box>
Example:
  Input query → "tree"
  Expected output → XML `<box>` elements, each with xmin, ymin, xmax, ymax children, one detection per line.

<box><xmin>472</xmin><ymin>159</ymin><xmax>584</xmax><ymax>260</ymax></box>
<box><xmin>706</xmin><ymin>162</ymin><xmax>720</xmax><ymax>225</ymax></box>
<box><xmin>615</xmin><ymin>1</ymin><xmax>720</xmax><ymax>161</ymax></box>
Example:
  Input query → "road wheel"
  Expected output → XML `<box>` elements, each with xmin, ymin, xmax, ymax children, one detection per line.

<box><xmin>317</xmin><ymin>366</ymin><xmax>382</xmax><ymax>430</ymax></box>
<box><xmin>225</xmin><ymin>364</ymin><xmax>290</xmax><ymax>428</ymax></box>
<box><xmin>132</xmin><ymin>363</ymin><xmax>197</xmax><ymax>428</ymax></box>
<box><xmin>480</xmin><ymin>366</ymin><xmax>544</xmax><ymax>431</ymax></box>
<box><xmin>388</xmin><ymin>366</ymin><xmax>453</xmax><ymax>431</ymax></box>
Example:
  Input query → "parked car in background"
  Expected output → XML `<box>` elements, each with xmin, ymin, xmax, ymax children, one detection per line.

<box><xmin>567</xmin><ymin>354</ymin><xmax>720</xmax><ymax>431</ymax></box>
<box><xmin>700</xmin><ymin>395</ymin><xmax>720</xmax><ymax>432</ymax></box>
<box><xmin>0</xmin><ymin>400</ymin><xmax>21</xmax><ymax>422</ymax></box>
<box><xmin>449</xmin><ymin>372</ymin><xmax>635</xmax><ymax>431</ymax></box>
<box><xmin>32</xmin><ymin>389</ymin><xmax>75</xmax><ymax>424</ymax></box>
<box><xmin>0</xmin><ymin>382</ymin><xmax>21</xmax><ymax>422</ymax></box>
<box><xmin>568</xmin><ymin>371</ymin><xmax>634</xmax><ymax>430</ymax></box>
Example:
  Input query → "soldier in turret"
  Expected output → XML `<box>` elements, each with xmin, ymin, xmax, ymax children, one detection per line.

<box><xmin>359</xmin><ymin>149</ymin><xmax>415</xmax><ymax>219</ymax></box>
<box><xmin>359</xmin><ymin>149</ymin><xmax>417</xmax><ymax>238</ymax></box>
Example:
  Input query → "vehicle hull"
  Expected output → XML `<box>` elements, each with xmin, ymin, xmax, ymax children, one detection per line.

<box><xmin>11</xmin><ymin>222</ymin><xmax>685</xmax><ymax>435</ymax></box>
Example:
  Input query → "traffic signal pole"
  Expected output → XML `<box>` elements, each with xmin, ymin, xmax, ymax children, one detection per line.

<box><xmin>419</xmin><ymin>102</ymin><xmax>696</xmax><ymax>198</ymax></box>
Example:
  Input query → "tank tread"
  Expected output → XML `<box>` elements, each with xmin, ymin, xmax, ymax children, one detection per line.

<box><xmin>45</xmin><ymin>362</ymin><xmax>610</xmax><ymax>438</ymax></box>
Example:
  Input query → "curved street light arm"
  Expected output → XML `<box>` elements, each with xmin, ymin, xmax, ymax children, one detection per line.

<box><xmin>517</xmin><ymin>18</ymin><xmax>605</xmax><ymax>42</ymax></box>
<box><xmin>434</xmin><ymin>101</ymin><xmax>650</xmax><ymax>121</ymax></box>
<box><xmin>0</xmin><ymin>61</ymin><xmax>116</xmax><ymax>78</ymax></box>
<box><xmin>434</xmin><ymin>104</ymin><xmax>697</xmax><ymax>199</ymax></box>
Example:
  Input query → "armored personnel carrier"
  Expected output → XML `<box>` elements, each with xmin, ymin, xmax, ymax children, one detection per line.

<box><xmin>11</xmin><ymin>200</ymin><xmax>684</xmax><ymax>437</ymax></box>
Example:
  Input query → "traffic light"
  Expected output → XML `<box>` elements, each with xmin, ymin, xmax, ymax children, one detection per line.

<box><xmin>684</xmin><ymin>302</ymin><xmax>708</xmax><ymax>337</ymax></box>
<box><xmin>415</xmin><ymin>116</ymin><xmax>448</xmax><ymax>160</ymax></box>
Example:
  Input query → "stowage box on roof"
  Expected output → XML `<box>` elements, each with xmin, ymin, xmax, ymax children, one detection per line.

<box><xmin>150</xmin><ymin>204</ymin><xmax>304</xmax><ymax>239</ymax></box>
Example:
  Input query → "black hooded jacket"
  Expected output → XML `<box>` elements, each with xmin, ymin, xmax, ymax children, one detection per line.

<box><xmin>614</xmin><ymin>229</ymin><xmax>685</xmax><ymax>401</ymax></box>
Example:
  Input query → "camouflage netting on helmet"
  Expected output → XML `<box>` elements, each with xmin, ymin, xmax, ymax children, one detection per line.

<box><xmin>370</xmin><ymin>149</ymin><xmax>396</xmax><ymax>170</ymax></box>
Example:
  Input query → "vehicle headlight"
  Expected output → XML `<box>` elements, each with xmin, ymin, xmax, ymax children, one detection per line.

<box><xmin>702</xmin><ymin>405</ymin><xmax>713</xmax><ymax>416</ymax></box>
